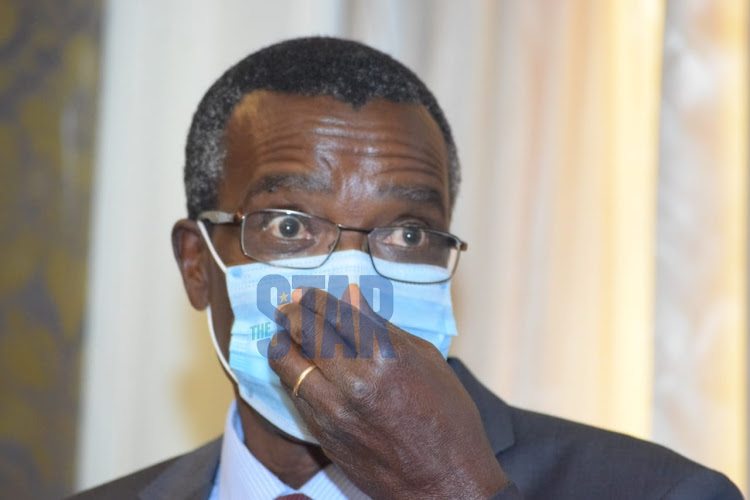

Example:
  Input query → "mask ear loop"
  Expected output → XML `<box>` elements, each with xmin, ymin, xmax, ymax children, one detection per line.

<box><xmin>197</xmin><ymin>220</ymin><xmax>227</xmax><ymax>273</ymax></box>
<box><xmin>205</xmin><ymin>306</ymin><xmax>238</xmax><ymax>384</ymax></box>
<box><xmin>197</xmin><ymin>220</ymin><xmax>237</xmax><ymax>384</ymax></box>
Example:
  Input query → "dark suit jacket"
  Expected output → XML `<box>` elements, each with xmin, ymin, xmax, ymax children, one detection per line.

<box><xmin>71</xmin><ymin>359</ymin><xmax>743</xmax><ymax>499</ymax></box>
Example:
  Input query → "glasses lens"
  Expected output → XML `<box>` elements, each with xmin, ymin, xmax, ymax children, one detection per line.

<box><xmin>241</xmin><ymin>210</ymin><xmax>338</xmax><ymax>268</ymax></box>
<box><xmin>368</xmin><ymin>228</ymin><xmax>460</xmax><ymax>283</ymax></box>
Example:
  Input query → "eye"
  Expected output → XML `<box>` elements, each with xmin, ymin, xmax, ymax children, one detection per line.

<box><xmin>264</xmin><ymin>214</ymin><xmax>311</xmax><ymax>240</ymax></box>
<box><xmin>383</xmin><ymin>227</ymin><xmax>426</xmax><ymax>247</ymax></box>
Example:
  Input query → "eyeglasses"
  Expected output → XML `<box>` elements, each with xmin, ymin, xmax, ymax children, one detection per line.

<box><xmin>198</xmin><ymin>209</ymin><xmax>468</xmax><ymax>284</ymax></box>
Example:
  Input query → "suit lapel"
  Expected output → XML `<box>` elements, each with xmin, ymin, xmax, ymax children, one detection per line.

<box><xmin>448</xmin><ymin>358</ymin><xmax>516</xmax><ymax>456</ymax></box>
<box><xmin>138</xmin><ymin>438</ymin><xmax>222</xmax><ymax>500</ymax></box>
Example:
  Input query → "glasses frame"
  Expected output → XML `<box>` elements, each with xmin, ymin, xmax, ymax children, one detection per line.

<box><xmin>198</xmin><ymin>208</ymin><xmax>468</xmax><ymax>284</ymax></box>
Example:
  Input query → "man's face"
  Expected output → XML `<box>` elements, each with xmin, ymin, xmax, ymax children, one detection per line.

<box><xmin>193</xmin><ymin>90</ymin><xmax>452</xmax><ymax>363</ymax></box>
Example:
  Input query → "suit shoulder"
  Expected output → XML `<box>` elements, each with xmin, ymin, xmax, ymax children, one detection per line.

<box><xmin>67</xmin><ymin>456</ymin><xmax>179</xmax><ymax>500</ymax></box>
<box><xmin>68</xmin><ymin>438</ymin><xmax>222</xmax><ymax>500</ymax></box>
<box><xmin>508</xmin><ymin>405</ymin><xmax>682</xmax><ymax>459</ymax></box>
<box><xmin>500</xmin><ymin>407</ymin><xmax>742</xmax><ymax>499</ymax></box>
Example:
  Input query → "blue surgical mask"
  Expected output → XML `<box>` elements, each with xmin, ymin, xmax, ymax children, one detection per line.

<box><xmin>198</xmin><ymin>222</ymin><xmax>459</xmax><ymax>443</ymax></box>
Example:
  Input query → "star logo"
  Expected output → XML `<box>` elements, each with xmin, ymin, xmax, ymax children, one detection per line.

<box><xmin>278</xmin><ymin>291</ymin><xmax>289</xmax><ymax>304</ymax></box>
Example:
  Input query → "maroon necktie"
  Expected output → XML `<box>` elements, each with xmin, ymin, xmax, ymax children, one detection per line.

<box><xmin>275</xmin><ymin>495</ymin><xmax>312</xmax><ymax>500</ymax></box>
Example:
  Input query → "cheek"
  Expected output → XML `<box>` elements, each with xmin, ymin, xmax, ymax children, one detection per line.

<box><xmin>212</xmin><ymin>227</ymin><xmax>248</xmax><ymax>267</ymax></box>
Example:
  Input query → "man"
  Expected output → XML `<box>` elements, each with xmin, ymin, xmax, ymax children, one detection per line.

<box><xmin>72</xmin><ymin>37</ymin><xmax>742</xmax><ymax>499</ymax></box>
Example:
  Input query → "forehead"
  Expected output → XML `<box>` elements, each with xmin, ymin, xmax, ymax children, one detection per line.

<box><xmin>225</xmin><ymin>90</ymin><xmax>445</xmax><ymax>145</ymax></box>
<box><xmin>218</xmin><ymin>90</ymin><xmax>451</xmax><ymax>219</ymax></box>
<box><xmin>223</xmin><ymin>91</ymin><xmax>448</xmax><ymax>178</ymax></box>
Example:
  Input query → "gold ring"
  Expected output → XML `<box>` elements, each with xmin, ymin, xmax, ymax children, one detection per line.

<box><xmin>292</xmin><ymin>365</ymin><xmax>318</xmax><ymax>397</ymax></box>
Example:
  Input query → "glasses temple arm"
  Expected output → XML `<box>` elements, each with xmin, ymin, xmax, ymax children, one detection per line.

<box><xmin>197</xmin><ymin>210</ymin><xmax>241</xmax><ymax>224</ymax></box>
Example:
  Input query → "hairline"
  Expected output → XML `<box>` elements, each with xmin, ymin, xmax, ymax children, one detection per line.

<box><xmin>184</xmin><ymin>37</ymin><xmax>461</xmax><ymax>220</ymax></box>
<box><xmin>222</xmin><ymin>89</ymin><xmax>454</xmax><ymax>206</ymax></box>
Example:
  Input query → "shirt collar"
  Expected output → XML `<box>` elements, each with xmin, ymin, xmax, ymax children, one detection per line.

<box><xmin>213</xmin><ymin>400</ymin><xmax>370</xmax><ymax>500</ymax></box>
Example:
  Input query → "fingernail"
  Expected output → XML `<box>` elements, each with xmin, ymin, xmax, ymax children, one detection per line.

<box><xmin>343</xmin><ymin>284</ymin><xmax>361</xmax><ymax>308</ymax></box>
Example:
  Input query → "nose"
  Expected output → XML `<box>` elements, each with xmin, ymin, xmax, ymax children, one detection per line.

<box><xmin>334</xmin><ymin>227</ymin><xmax>369</xmax><ymax>253</ymax></box>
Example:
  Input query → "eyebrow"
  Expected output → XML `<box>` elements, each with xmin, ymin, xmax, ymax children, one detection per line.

<box><xmin>243</xmin><ymin>172</ymin><xmax>446</xmax><ymax>213</ymax></box>
<box><xmin>245</xmin><ymin>172</ymin><xmax>333</xmax><ymax>198</ymax></box>
<box><xmin>378</xmin><ymin>184</ymin><xmax>446</xmax><ymax>213</ymax></box>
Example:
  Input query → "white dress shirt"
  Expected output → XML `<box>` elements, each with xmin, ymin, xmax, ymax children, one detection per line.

<box><xmin>208</xmin><ymin>401</ymin><xmax>371</xmax><ymax>500</ymax></box>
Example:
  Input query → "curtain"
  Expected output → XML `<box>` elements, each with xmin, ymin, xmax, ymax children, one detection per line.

<box><xmin>0</xmin><ymin>1</ymin><xmax>101</xmax><ymax>498</ymax></box>
<box><xmin>654</xmin><ymin>0</ymin><xmax>747</xmax><ymax>484</ymax></box>
<box><xmin>76</xmin><ymin>0</ymin><xmax>748</xmax><ymax>494</ymax></box>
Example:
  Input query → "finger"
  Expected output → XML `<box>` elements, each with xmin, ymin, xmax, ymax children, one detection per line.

<box><xmin>277</xmin><ymin>288</ymin><xmax>355</xmax><ymax>362</ymax></box>
<box><xmin>311</xmin><ymin>287</ymin><xmax>364</xmax><ymax>359</ymax></box>
<box><xmin>345</xmin><ymin>284</ymin><xmax>435</xmax><ymax>360</ymax></box>
<box><xmin>267</xmin><ymin>334</ymin><xmax>331</xmax><ymax>407</ymax></box>
<box><xmin>267</xmin><ymin>336</ymin><xmax>352</xmax><ymax>444</ymax></box>
<box><xmin>305</xmin><ymin>287</ymin><xmax>400</xmax><ymax>370</ymax></box>
<box><xmin>282</xmin><ymin>288</ymin><xmax>375</xmax><ymax>382</ymax></box>
<box><xmin>282</xmin><ymin>287</ymin><xmax>358</xmax><ymax>359</ymax></box>
<box><xmin>341</xmin><ymin>284</ymin><xmax>402</xmax><ymax>360</ymax></box>
<box><xmin>340</xmin><ymin>283</ymin><xmax>392</xmax><ymax>332</ymax></box>
<box><xmin>276</xmin><ymin>293</ymin><xmax>320</xmax><ymax>360</ymax></box>
<box><xmin>340</xmin><ymin>283</ymin><xmax>362</xmax><ymax>309</ymax></box>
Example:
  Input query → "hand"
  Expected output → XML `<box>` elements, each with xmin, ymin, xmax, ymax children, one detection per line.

<box><xmin>268</xmin><ymin>285</ymin><xmax>510</xmax><ymax>499</ymax></box>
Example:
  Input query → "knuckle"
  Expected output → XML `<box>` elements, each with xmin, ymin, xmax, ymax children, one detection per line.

<box><xmin>300</xmin><ymin>311</ymin><xmax>317</xmax><ymax>336</ymax></box>
<box><xmin>317</xmin><ymin>393</ymin><xmax>344</xmax><ymax>421</ymax></box>
<box><xmin>302</xmin><ymin>287</ymin><xmax>327</xmax><ymax>313</ymax></box>
<box><xmin>266</xmin><ymin>355</ymin><xmax>282</xmax><ymax>372</ymax></box>
<box><xmin>275</xmin><ymin>303</ymin><xmax>297</xmax><ymax>329</ymax></box>
<box><xmin>345</xmin><ymin>373</ymin><xmax>379</xmax><ymax>408</ymax></box>
<box><xmin>266</xmin><ymin>340</ymin><xmax>289</xmax><ymax>373</ymax></box>
<box><xmin>331</xmin><ymin>400</ymin><xmax>356</xmax><ymax>422</ymax></box>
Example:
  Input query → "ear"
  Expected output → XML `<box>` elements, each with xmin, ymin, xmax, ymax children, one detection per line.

<box><xmin>171</xmin><ymin>219</ymin><xmax>210</xmax><ymax>310</ymax></box>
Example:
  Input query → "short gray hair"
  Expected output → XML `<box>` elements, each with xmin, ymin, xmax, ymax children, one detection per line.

<box><xmin>184</xmin><ymin>36</ymin><xmax>460</xmax><ymax>219</ymax></box>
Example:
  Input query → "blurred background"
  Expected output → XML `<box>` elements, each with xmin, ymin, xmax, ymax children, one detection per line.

<box><xmin>0</xmin><ymin>0</ymin><xmax>747</xmax><ymax>498</ymax></box>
